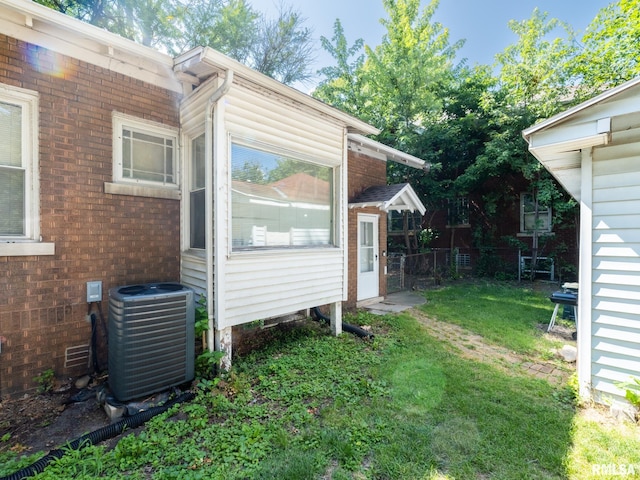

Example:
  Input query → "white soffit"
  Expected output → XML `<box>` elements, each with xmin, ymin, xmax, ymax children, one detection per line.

<box><xmin>347</xmin><ymin>133</ymin><xmax>429</xmax><ymax>171</ymax></box>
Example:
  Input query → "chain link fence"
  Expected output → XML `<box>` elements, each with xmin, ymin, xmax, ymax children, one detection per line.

<box><xmin>387</xmin><ymin>248</ymin><xmax>575</xmax><ymax>293</ymax></box>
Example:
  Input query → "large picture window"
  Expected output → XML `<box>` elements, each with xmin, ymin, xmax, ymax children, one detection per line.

<box><xmin>113</xmin><ymin>113</ymin><xmax>178</xmax><ymax>188</ymax></box>
<box><xmin>0</xmin><ymin>86</ymin><xmax>37</xmax><ymax>241</ymax></box>
<box><xmin>231</xmin><ymin>143</ymin><xmax>333</xmax><ymax>250</ymax></box>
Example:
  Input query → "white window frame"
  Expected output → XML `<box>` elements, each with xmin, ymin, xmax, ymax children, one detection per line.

<box><xmin>0</xmin><ymin>84</ymin><xmax>53</xmax><ymax>256</ymax></box>
<box><xmin>520</xmin><ymin>193</ymin><xmax>552</xmax><ymax>234</ymax></box>
<box><xmin>229</xmin><ymin>139</ymin><xmax>335</xmax><ymax>252</ymax></box>
<box><xmin>108</xmin><ymin>112</ymin><xmax>180</xmax><ymax>199</ymax></box>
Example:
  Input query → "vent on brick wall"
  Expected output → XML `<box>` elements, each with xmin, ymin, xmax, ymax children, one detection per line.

<box><xmin>65</xmin><ymin>344</ymin><xmax>90</xmax><ymax>369</ymax></box>
<box><xmin>108</xmin><ymin>283</ymin><xmax>195</xmax><ymax>402</ymax></box>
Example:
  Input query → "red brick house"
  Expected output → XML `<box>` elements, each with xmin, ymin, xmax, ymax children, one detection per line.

<box><xmin>0</xmin><ymin>0</ymin><xmax>426</xmax><ymax>396</ymax></box>
<box><xmin>345</xmin><ymin>134</ymin><xmax>427</xmax><ymax>307</ymax></box>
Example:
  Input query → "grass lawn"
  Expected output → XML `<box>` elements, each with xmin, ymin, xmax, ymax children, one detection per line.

<box><xmin>1</xmin><ymin>281</ymin><xmax>639</xmax><ymax>479</ymax></box>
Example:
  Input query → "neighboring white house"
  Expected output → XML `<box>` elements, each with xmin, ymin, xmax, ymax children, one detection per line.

<box><xmin>523</xmin><ymin>77</ymin><xmax>640</xmax><ymax>412</ymax></box>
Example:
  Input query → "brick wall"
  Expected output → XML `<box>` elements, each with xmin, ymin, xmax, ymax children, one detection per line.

<box><xmin>0</xmin><ymin>36</ymin><xmax>182</xmax><ymax>396</ymax></box>
<box><xmin>345</xmin><ymin>151</ymin><xmax>388</xmax><ymax>308</ymax></box>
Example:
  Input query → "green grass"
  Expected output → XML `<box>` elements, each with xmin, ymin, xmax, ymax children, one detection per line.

<box><xmin>419</xmin><ymin>280</ymin><xmax>560</xmax><ymax>354</ymax></box>
<box><xmin>1</xmin><ymin>281</ymin><xmax>638</xmax><ymax>479</ymax></box>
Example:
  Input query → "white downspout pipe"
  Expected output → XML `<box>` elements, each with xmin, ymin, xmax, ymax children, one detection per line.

<box><xmin>205</xmin><ymin>70</ymin><xmax>233</xmax><ymax>352</ymax></box>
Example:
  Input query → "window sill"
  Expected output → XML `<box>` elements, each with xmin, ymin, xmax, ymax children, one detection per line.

<box><xmin>517</xmin><ymin>232</ymin><xmax>555</xmax><ymax>238</ymax></box>
<box><xmin>105</xmin><ymin>182</ymin><xmax>181</xmax><ymax>200</ymax></box>
<box><xmin>0</xmin><ymin>242</ymin><xmax>55</xmax><ymax>256</ymax></box>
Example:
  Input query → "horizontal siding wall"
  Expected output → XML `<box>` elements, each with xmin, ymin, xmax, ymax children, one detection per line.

<box><xmin>223</xmin><ymin>250</ymin><xmax>344</xmax><ymax>326</ymax></box>
<box><xmin>224</xmin><ymin>81</ymin><xmax>344</xmax><ymax>164</ymax></box>
<box><xmin>181</xmin><ymin>253</ymin><xmax>207</xmax><ymax>297</ymax></box>
<box><xmin>221</xmin><ymin>82</ymin><xmax>346</xmax><ymax>328</ymax></box>
<box><xmin>591</xmin><ymin>140</ymin><xmax>640</xmax><ymax>401</ymax></box>
<box><xmin>181</xmin><ymin>78</ymin><xmax>348</xmax><ymax>329</ymax></box>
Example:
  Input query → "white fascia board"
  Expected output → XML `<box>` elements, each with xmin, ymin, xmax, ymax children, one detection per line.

<box><xmin>176</xmin><ymin>47</ymin><xmax>380</xmax><ymax>136</ymax></box>
<box><xmin>529</xmin><ymin>133</ymin><xmax>609</xmax><ymax>157</ymax></box>
<box><xmin>0</xmin><ymin>0</ymin><xmax>181</xmax><ymax>92</ymax></box>
<box><xmin>347</xmin><ymin>133</ymin><xmax>429</xmax><ymax>170</ymax></box>
<box><xmin>523</xmin><ymin>76</ymin><xmax>640</xmax><ymax>139</ymax></box>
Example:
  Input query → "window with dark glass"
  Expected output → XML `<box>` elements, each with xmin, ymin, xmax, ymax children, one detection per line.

<box><xmin>520</xmin><ymin>193</ymin><xmax>552</xmax><ymax>233</ymax></box>
<box><xmin>447</xmin><ymin>197</ymin><xmax>470</xmax><ymax>226</ymax></box>
<box><xmin>190</xmin><ymin>134</ymin><xmax>206</xmax><ymax>249</ymax></box>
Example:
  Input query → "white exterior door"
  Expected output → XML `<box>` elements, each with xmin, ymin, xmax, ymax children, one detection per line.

<box><xmin>357</xmin><ymin>214</ymin><xmax>379</xmax><ymax>301</ymax></box>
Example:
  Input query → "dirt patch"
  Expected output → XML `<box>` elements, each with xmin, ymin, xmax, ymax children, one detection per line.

<box><xmin>0</xmin><ymin>377</ymin><xmax>112</xmax><ymax>457</ymax></box>
<box><xmin>0</xmin><ymin>320</ymin><xmax>323</xmax><ymax>462</ymax></box>
<box><xmin>408</xmin><ymin>308</ymin><xmax>575</xmax><ymax>385</ymax></box>
<box><xmin>0</xmin><ymin>389</ymin><xmax>111</xmax><ymax>455</ymax></box>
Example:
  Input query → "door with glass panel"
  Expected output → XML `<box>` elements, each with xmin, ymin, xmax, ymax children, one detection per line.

<box><xmin>357</xmin><ymin>214</ymin><xmax>379</xmax><ymax>301</ymax></box>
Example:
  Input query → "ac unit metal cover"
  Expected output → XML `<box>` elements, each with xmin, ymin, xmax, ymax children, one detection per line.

<box><xmin>108</xmin><ymin>283</ymin><xmax>195</xmax><ymax>402</ymax></box>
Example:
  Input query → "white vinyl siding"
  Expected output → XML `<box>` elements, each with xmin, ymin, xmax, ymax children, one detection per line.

<box><xmin>591</xmin><ymin>141</ymin><xmax>640</xmax><ymax>402</ymax></box>
<box><xmin>180</xmin><ymin>253</ymin><xmax>207</xmax><ymax>296</ymax></box>
<box><xmin>224</xmin><ymin>250</ymin><xmax>344</xmax><ymax>326</ymax></box>
<box><xmin>179</xmin><ymin>78</ymin><xmax>347</xmax><ymax>329</ymax></box>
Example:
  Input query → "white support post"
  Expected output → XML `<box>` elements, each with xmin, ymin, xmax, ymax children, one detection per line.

<box><xmin>214</xmin><ymin>326</ymin><xmax>233</xmax><ymax>371</ymax></box>
<box><xmin>330</xmin><ymin>301</ymin><xmax>342</xmax><ymax>336</ymax></box>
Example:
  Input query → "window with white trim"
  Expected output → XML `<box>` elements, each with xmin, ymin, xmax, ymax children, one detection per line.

<box><xmin>520</xmin><ymin>193</ymin><xmax>552</xmax><ymax>233</ymax></box>
<box><xmin>189</xmin><ymin>134</ymin><xmax>206</xmax><ymax>249</ymax></box>
<box><xmin>231</xmin><ymin>142</ymin><xmax>333</xmax><ymax>250</ymax></box>
<box><xmin>112</xmin><ymin>113</ymin><xmax>178</xmax><ymax>189</ymax></box>
<box><xmin>0</xmin><ymin>85</ymin><xmax>39</xmax><ymax>242</ymax></box>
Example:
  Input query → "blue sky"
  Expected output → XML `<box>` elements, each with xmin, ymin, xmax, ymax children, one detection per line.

<box><xmin>249</xmin><ymin>0</ymin><xmax>612</xmax><ymax>92</ymax></box>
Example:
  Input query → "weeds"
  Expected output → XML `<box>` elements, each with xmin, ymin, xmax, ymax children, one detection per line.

<box><xmin>33</xmin><ymin>369</ymin><xmax>55</xmax><ymax>394</ymax></box>
<box><xmin>1</xmin><ymin>283</ymin><xmax>638</xmax><ymax>479</ymax></box>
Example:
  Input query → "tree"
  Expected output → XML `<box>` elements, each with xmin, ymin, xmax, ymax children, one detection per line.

<box><xmin>360</xmin><ymin>0</ymin><xmax>462</xmax><ymax>136</ymax></box>
<box><xmin>459</xmin><ymin>9</ymin><xmax>579</xmax><ymax>277</ymax></box>
<box><xmin>36</xmin><ymin>0</ymin><xmax>182</xmax><ymax>50</ymax></box>
<box><xmin>248</xmin><ymin>4</ymin><xmax>315</xmax><ymax>85</ymax></box>
<box><xmin>313</xmin><ymin>19</ymin><xmax>366</xmax><ymax>118</ymax></box>
<box><xmin>176</xmin><ymin>0</ymin><xmax>258</xmax><ymax>60</ymax></box>
<box><xmin>35</xmin><ymin>0</ymin><xmax>316</xmax><ymax>86</ymax></box>
<box><xmin>572</xmin><ymin>0</ymin><xmax>640</xmax><ymax>98</ymax></box>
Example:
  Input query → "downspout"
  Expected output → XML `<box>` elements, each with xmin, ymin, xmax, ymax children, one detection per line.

<box><xmin>205</xmin><ymin>70</ymin><xmax>233</xmax><ymax>353</ymax></box>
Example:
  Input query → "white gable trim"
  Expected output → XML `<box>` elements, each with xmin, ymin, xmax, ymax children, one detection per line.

<box><xmin>349</xmin><ymin>183</ymin><xmax>426</xmax><ymax>215</ymax></box>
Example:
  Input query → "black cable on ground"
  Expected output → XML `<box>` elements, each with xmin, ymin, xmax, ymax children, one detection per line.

<box><xmin>311</xmin><ymin>307</ymin><xmax>374</xmax><ymax>339</ymax></box>
<box><xmin>0</xmin><ymin>391</ymin><xmax>195</xmax><ymax>480</ymax></box>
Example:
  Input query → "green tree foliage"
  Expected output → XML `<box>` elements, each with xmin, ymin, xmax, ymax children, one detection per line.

<box><xmin>176</xmin><ymin>0</ymin><xmax>258</xmax><ymax>61</ymax></box>
<box><xmin>572</xmin><ymin>0</ymin><xmax>640</xmax><ymax>97</ymax></box>
<box><xmin>314</xmin><ymin>19</ymin><xmax>366</xmax><ymax>118</ymax></box>
<box><xmin>360</xmin><ymin>0</ymin><xmax>462</xmax><ymax>135</ymax></box>
<box><xmin>34</xmin><ymin>0</ymin><xmax>315</xmax><ymax>85</ymax></box>
<box><xmin>36</xmin><ymin>0</ymin><xmax>182</xmax><ymax>50</ymax></box>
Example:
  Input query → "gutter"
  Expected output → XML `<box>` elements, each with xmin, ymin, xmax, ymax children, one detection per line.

<box><xmin>205</xmin><ymin>70</ymin><xmax>233</xmax><ymax>352</ymax></box>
